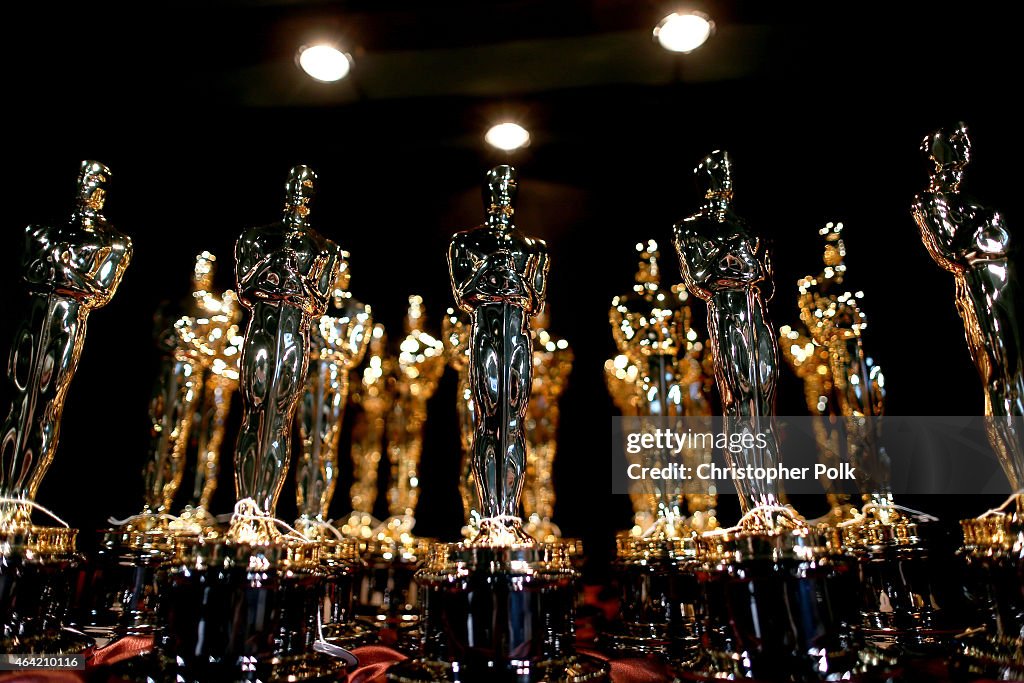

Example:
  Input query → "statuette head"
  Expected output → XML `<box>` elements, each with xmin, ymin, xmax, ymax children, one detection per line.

<box><xmin>922</xmin><ymin>121</ymin><xmax>971</xmax><ymax>171</ymax></box>
<box><xmin>695</xmin><ymin>150</ymin><xmax>733</xmax><ymax>201</ymax></box>
<box><xmin>484</xmin><ymin>164</ymin><xmax>518</xmax><ymax>221</ymax></box>
<box><xmin>77</xmin><ymin>160</ymin><xmax>111</xmax><ymax>212</ymax></box>
<box><xmin>284</xmin><ymin>164</ymin><xmax>317</xmax><ymax>221</ymax></box>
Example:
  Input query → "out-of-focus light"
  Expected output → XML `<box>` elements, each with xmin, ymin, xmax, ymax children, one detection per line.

<box><xmin>654</xmin><ymin>11</ymin><xmax>714</xmax><ymax>53</ymax></box>
<box><xmin>297</xmin><ymin>44</ymin><xmax>352</xmax><ymax>82</ymax></box>
<box><xmin>485</xmin><ymin>122</ymin><xmax>530</xmax><ymax>151</ymax></box>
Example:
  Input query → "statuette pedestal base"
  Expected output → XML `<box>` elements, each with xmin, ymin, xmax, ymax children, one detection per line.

<box><xmin>1</xmin><ymin>526</ymin><xmax>92</xmax><ymax>655</ymax></box>
<box><xmin>356</xmin><ymin>536</ymin><xmax>431</xmax><ymax>651</ymax></box>
<box><xmin>152</xmin><ymin>536</ymin><xmax>349</xmax><ymax>683</ymax></box>
<box><xmin>390</xmin><ymin>542</ymin><xmax>609</xmax><ymax>683</ymax></box>
<box><xmin>841</xmin><ymin>511</ymin><xmax>965</xmax><ymax>653</ymax></box>
<box><xmin>600</xmin><ymin>534</ymin><xmax>700</xmax><ymax>659</ymax></box>
<box><xmin>953</xmin><ymin>512</ymin><xmax>1024</xmax><ymax>681</ymax></box>
<box><xmin>681</xmin><ymin>526</ymin><xmax>893</xmax><ymax>681</ymax></box>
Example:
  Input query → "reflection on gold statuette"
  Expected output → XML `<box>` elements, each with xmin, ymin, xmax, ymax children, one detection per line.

<box><xmin>177</xmin><ymin>254</ymin><xmax>243</xmax><ymax>531</ymax></box>
<box><xmin>442</xmin><ymin>307</ymin><xmax>478</xmax><ymax>537</ymax></box>
<box><xmin>0</xmin><ymin>161</ymin><xmax>131</xmax><ymax>655</ymax></box>
<box><xmin>379</xmin><ymin>296</ymin><xmax>444</xmax><ymax>544</ymax></box>
<box><xmin>294</xmin><ymin>256</ymin><xmax>372</xmax><ymax>539</ymax></box>
<box><xmin>343</xmin><ymin>323</ymin><xmax>392</xmax><ymax>539</ymax></box>
<box><xmin>1</xmin><ymin>161</ymin><xmax>133</xmax><ymax>532</ymax></box>
<box><xmin>522</xmin><ymin>307</ymin><xmax>572</xmax><ymax>542</ymax></box>
<box><xmin>229</xmin><ymin>165</ymin><xmax>342</xmax><ymax>543</ymax></box>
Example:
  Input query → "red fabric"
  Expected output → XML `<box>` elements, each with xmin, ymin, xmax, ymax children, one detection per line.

<box><xmin>0</xmin><ymin>636</ymin><xmax>153</xmax><ymax>683</ymax></box>
<box><xmin>349</xmin><ymin>645</ymin><xmax>408</xmax><ymax>683</ymax></box>
<box><xmin>85</xmin><ymin>635</ymin><xmax>153</xmax><ymax>668</ymax></box>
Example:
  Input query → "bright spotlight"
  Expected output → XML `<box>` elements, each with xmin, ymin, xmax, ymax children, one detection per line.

<box><xmin>654</xmin><ymin>11</ymin><xmax>714</xmax><ymax>53</ymax></box>
<box><xmin>297</xmin><ymin>44</ymin><xmax>352</xmax><ymax>82</ymax></box>
<box><xmin>485</xmin><ymin>122</ymin><xmax>531</xmax><ymax>151</ymax></box>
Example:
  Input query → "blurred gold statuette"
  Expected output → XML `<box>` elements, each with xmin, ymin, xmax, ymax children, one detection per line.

<box><xmin>342</xmin><ymin>323</ymin><xmax>392</xmax><ymax>539</ymax></box>
<box><xmin>442</xmin><ymin>307</ymin><xmax>479</xmax><ymax>538</ymax></box>
<box><xmin>294</xmin><ymin>256</ymin><xmax>372</xmax><ymax>540</ymax></box>
<box><xmin>609</xmin><ymin>239</ymin><xmax>715</xmax><ymax>538</ymax></box>
<box><xmin>379</xmin><ymin>295</ymin><xmax>444</xmax><ymax>546</ymax></box>
<box><xmin>177</xmin><ymin>254</ymin><xmax>244</xmax><ymax>532</ymax></box>
<box><xmin>795</xmin><ymin>222</ymin><xmax>893</xmax><ymax>525</ymax></box>
<box><xmin>604</xmin><ymin>354</ymin><xmax>652</xmax><ymax>532</ymax></box>
<box><xmin>522</xmin><ymin>307</ymin><xmax>573</xmax><ymax>543</ymax></box>
<box><xmin>136</xmin><ymin>252</ymin><xmax>242</xmax><ymax>535</ymax></box>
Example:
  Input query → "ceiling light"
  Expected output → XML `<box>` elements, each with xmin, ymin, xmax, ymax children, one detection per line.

<box><xmin>485</xmin><ymin>123</ymin><xmax>530</xmax><ymax>151</ymax></box>
<box><xmin>654</xmin><ymin>11</ymin><xmax>714</xmax><ymax>53</ymax></box>
<box><xmin>297</xmin><ymin>44</ymin><xmax>352</xmax><ymax>82</ymax></box>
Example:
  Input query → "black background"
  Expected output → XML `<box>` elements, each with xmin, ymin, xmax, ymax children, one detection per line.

<box><xmin>1</xmin><ymin>1</ymin><xmax>1017</xmax><ymax>575</ymax></box>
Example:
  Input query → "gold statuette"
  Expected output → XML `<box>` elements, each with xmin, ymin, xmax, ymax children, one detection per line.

<box><xmin>177</xmin><ymin>255</ymin><xmax>243</xmax><ymax>531</ymax></box>
<box><xmin>912</xmin><ymin>123</ymin><xmax>1023</xmax><ymax>493</ymax></box>
<box><xmin>442</xmin><ymin>307</ymin><xmax>479</xmax><ymax>537</ymax></box>
<box><xmin>380</xmin><ymin>295</ymin><xmax>444</xmax><ymax>542</ymax></box>
<box><xmin>1</xmin><ymin>161</ymin><xmax>132</xmax><ymax>532</ymax></box>
<box><xmin>229</xmin><ymin>165</ymin><xmax>342</xmax><ymax>543</ymax></box>
<box><xmin>136</xmin><ymin>257</ymin><xmax>212</xmax><ymax>528</ymax></box>
<box><xmin>522</xmin><ymin>308</ymin><xmax>573</xmax><ymax>542</ymax></box>
<box><xmin>295</xmin><ymin>257</ymin><xmax>372</xmax><ymax>538</ymax></box>
<box><xmin>343</xmin><ymin>323</ymin><xmax>392</xmax><ymax>539</ymax></box>
<box><xmin>604</xmin><ymin>354</ymin><xmax>652</xmax><ymax>532</ymax></box>
<box><xmin>796</xmin><ymin>222</ymin><xmax>890</xmax><ymax>513</ymax></box>
<box><xmin>609</xmin><ymin>240</ymin><xmax>701</xmax><ymax>538</ymax></box>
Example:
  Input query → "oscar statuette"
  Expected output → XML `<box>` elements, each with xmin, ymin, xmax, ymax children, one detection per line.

<box><xmin>442</xmin><ymin>307</ymin><xmax>480</xmax><ymax>539</ymax></box>
<box><xmin>605</xmin><ymin>355</ymin><xmax>654</xmax><ymax>534</ymax></box>
<box><xmin>357</xmin><ymin>296</ymin><xmax>442</xmax><ymax>637</ymax></box>
<box><xmin>151</xmin><ymin>166</ymin><xmax>348</xmax><ymax>682</ymax></box>
<box><xmin>778</xmin><ymin>223</ymin><xmax>854</xmax><ymax>524</ymax></box>
<box><xmin>343</xmin><ymin>322</ymin><xmax>392</xmax><ymax>541</ymax></box>
<box><xmin>795</xmin><ymin>222</ymin><xmax>961</xmax><ymax>652</ymax></box>
<box><xmin>522</xmin><ymin>307</ymin><xmax>573</xmax><ymax>543</ymax></box>
<box><xmin>0</xmin><ymin>161</ymin><xmax>132</xmax><ymax>655</ymax></box>
<box><xmin>293</xmin><ymin>253</ymin><xmax>372</xmax><ymax>649</ymax></box>
<box><xmin>387</xmin><ymin>165</ymin><xmax>608</xmax><ymax>682</ymax></box>
<box><xmin>674</xmin><ymin>151</ymin><xmax>883</xmax><ymax>678</ymax></box>
<box><xmin>83</xmin><ymin>252</ymin><xmax>241</xmax><ymax>638</ymax></box>
<box><xmin>912</xmin><ymin>123</ymin><xmax>1024</xmax><ymax>678</ymax></box>
<box><xmin>176</xmin><ymin>253</ymin><xmax>244</xmax><ymax>533</ymax></box>
<box><xmin>603</xmin><ymin>240</ymin><xmax>709</xmax><ymax>658</ymax></box>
